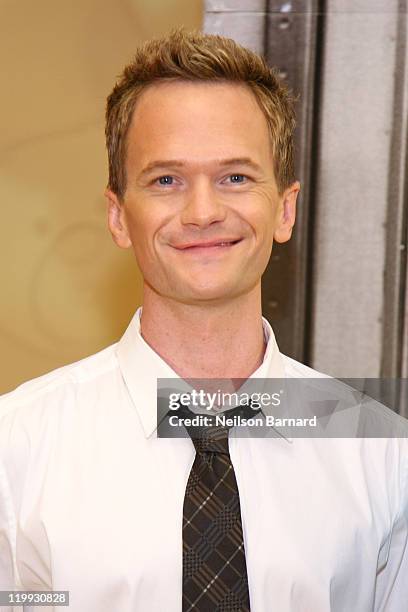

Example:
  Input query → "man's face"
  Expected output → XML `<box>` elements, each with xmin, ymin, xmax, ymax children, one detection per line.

<box><xmin>107</xmin><ymin>80</ymin><xmax>299</xmax><ymax>305</ymax></box>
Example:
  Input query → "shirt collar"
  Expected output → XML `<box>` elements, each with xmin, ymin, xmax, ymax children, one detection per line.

<box><xmin>116</xmin><ymin>306</ymin><xmax>292</xmax><ymax>443</ymax></box>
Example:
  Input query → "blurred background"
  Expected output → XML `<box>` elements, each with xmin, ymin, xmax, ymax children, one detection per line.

<box><xmin>1</xmin><ymin>1</ymin><xmax>407</xmax><ymax>403</ymax></box>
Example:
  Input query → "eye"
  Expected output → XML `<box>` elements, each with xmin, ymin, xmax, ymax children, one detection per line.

<box><xmin>156</xmin><ymin>175</ymin><xmax>174</xmax><ymax>185</ymax></box>
<box><xmin>226</xmin><ymin>174</ymin><xmax>247</xmax><ymax>184</ymax></box>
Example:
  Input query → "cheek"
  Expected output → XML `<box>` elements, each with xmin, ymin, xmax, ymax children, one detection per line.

<box><xmin>248</xmin><ymin>206</ymin><xmax>275</xmax><ymax>242</ymax></box>
<box><xmin>247</xmin><ymin>207</ymin><xmax>276</xmax><ymax>260</ymax></box>
<box><xmin>126</xmin><ymin>209</ymin><xmax>173</xmax><ymax>273</ymax></box>
<box><xmin>239</xmin><ymin>189</ymin><xmax>277</xmax><ymax>224</ymax></box>
<box><xmin>125</xmin><ymin>208</ymin><xmax>155</xmax><ymax>245</ymax></box>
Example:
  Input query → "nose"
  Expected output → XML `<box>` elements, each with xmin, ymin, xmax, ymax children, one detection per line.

<box><xmin>180</xmin><ymin>178</ymin><xmax>227</xmax><ymax>229</ymax></box>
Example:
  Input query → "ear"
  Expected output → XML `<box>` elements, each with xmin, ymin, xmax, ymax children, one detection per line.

<box><xmin>273</xmin><ymin>181</ymin><xmax>300</xmax><ymax>244</ymax></box>
<box><xmin>105</xmin><ymin>188</ymin><xmax>132</xmax><ymax>249</ymax></box>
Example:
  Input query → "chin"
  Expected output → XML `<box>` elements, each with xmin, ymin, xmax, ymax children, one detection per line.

<box><xmin>175</xmin><ymin>283</ymin><xmax>249</xmax><ymax>304</ymax></box>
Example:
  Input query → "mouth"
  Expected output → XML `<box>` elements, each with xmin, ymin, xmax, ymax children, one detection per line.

<box><xmin>173</xmin><ymin>238</ymin><xmax>243</xmax><ymax>251</ymax></box>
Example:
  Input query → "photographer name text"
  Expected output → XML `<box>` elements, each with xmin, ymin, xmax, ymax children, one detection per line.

<box><xmin>168</xmin><ymin>414</ymin><xmax>317</xmax><ymax>428</ymax></box>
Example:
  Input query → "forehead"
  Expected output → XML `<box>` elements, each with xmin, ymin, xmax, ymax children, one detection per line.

<box><xmin>126</xmin><ymin>80</ymin><xmax>272</xmax><ymax>170</ymax></box>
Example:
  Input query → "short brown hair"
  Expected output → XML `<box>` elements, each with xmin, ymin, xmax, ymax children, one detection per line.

<box><xmin>105</xmin><ymin>28</ymin><xmax>296</xmax><ymax>199</ymax></box>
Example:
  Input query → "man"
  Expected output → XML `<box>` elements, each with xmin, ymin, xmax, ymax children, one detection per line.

<box><xmin>0</xmin><ymin>28</ymin><xmax>407</xmax><ymax>612</ymax></box>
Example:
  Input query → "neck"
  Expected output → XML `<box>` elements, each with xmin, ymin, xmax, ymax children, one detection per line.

<box><xmin>139</xmin><ymin>284</ymin><xmax>266</xmax><ymax>379</ymax></box>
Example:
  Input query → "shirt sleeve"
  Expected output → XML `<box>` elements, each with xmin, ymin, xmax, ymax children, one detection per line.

<box><xmin>0</xmin><ymin>406</ymin><xmax>24</xmax><ymax>612</ymax></box>
<box><xmin>374</xmin><ymin>438</ymin><xmax>408</xmax><ymax>611</ymax></box>
<box><xmin>0</xmin><ymin>455</ymin><xmax>20</xmax><ymax>611</ymax></box>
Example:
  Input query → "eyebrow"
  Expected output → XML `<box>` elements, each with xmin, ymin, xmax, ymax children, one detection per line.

<box><xmin>137</xmin><ymin>157</ymin><xmax>263</xmax><ymax>178</ymax></box>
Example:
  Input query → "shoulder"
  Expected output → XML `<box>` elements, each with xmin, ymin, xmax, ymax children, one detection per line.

<box><xmin>281</xmin><ymin>353</ymin><xmax>408</xmax><ymax>433</ymax></box>
<box><xmin>0</xmin><ymin>343</ymin><xmax>124</xmax><ymax>512</ymax></box>
<box><xmin>281</xmin><ymin>353</ymin><xmax>331</xmax><ymax>379</ymax></box>
<box><xmin>0</xmin><ymin>342</ymin><xmax>119</xmax><ymax>421</ymax></box>
<box><xmin>281</xmin><ymin>353</ymin><xmax>408</xmax><ymax>509</ymax></box>
<box><xmin>282</xmin><ymin>355</ymin><xmax>408</xmax><ymax>528</ymax></box>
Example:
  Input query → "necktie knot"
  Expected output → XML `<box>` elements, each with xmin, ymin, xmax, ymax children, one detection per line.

<box><xmin>188</xmin><ymin>422</ymin><xmax>230</xmax><ymax>454</ymax></box>
<box><xmin>180</xmin><ymin>401</ymin><xmax>261</xmax><ymax>454</ymax></box>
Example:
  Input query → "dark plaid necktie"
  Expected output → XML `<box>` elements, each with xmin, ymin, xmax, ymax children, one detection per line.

<box><xmin>182</xmin><ymin>403</ymin><xmax>261</xmax><ymax>611</ymax></box>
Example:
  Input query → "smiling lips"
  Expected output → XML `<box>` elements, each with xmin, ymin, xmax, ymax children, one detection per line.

<box><xmin>174</xmin><ymin>238</ymin><xmax>243</xmax><ymax>251</ymax></box>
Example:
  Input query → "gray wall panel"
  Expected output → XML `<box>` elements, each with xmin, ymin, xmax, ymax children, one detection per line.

<box><xmin>381</xmin><ymin>4</ymin><xmax>408</xmax><ymax>379</ymax></box>
<box><xmin>205</xmin><ymin>0</ymin><xmax>265</xmax><ymax>11</ymax></box>
<box><xmin>204</xmin><ymin>0</ymin><xmax>266</xmax><ymax>53</ymax></box>
<box><xmin>403</xmin><ymin>254</ymin><xmax>408</xmax><ymax>379</ymax></box>
<box><xmin>311</xmin><ymin>1</ymin><xmax>399</xmax><ymax>377</ymax></box>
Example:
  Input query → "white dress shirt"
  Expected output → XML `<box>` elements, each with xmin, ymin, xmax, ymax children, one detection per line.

<box><xmin>0</xmin><ymin>307</ymin><xmax>407</xmax><ymax>612</ymax></box>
